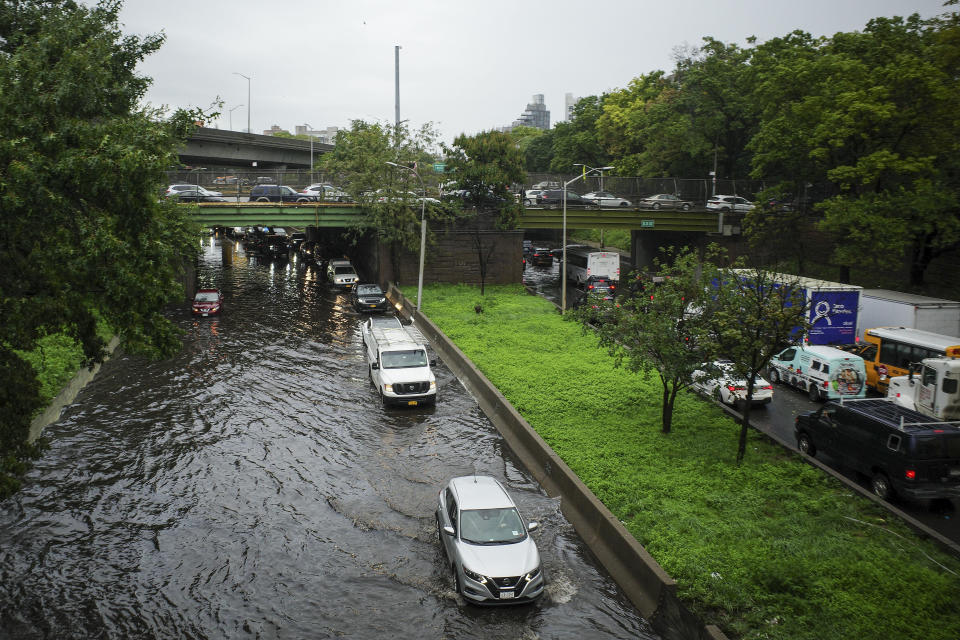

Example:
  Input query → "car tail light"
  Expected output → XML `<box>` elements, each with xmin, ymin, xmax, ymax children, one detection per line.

<box><xmin>588</xmin><ymin>285</ymin><xmax>594</xmax><ymax>290</ymax></box>
<box><xmin>905</xmin><ymin>469</ymin><xmax>916</xmax><ymax>480</ymax></box>
<box><xmin>761</xmin><ymin>385</ymin><xmax>772</xmax><ymax>390</ymax></box>
<box><xmin>822</xmin><ymin>381</ymin><xmax>829</xmax><ymax>388</ymax></box>
<box><xmin>610</xmin><ymin>284</ymin><xmax>615</xmax><ymax>290</ymax></box>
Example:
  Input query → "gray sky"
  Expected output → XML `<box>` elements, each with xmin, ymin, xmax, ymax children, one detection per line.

<box><xmin>117</xmin><ymin>0</ymin><xmax>948</xmax><ymax>144</ymax></box>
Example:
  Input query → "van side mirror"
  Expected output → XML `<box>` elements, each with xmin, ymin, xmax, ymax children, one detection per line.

<box><xmin>430</xmin><ymin>359</ymin><xmax>437</xmax><ymax>367</ymax></box>
<box><xmin>527</xmin><ymin>521</ymin><xmax>540</xmax><ymax>532</ymax></box>
<box><xmin>371</xmin><ymin>362</ymin><xmax>380</xmax><ymax>370</ymax></box>
<box><xmin>443</xmin><ymin>525</ymin><xmax>455</xmax><ymax>536</ymax></box>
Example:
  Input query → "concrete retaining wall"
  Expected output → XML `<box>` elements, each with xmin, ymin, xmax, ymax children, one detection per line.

<box><xmin>28</xmin><ymin>336</ymin><xmax>121</xmax><ymax>443</ymax></box>
<box><xmin>388</xmin><ymin>285</ymin><xmax>728</xmax><ymax>640</ymax></box>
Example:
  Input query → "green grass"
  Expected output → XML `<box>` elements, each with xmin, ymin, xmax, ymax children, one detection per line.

<box><xmin>569</xmin><ymin>228</ymin><xmax>631</xmax><ymax>252</ymax></box>
<box><xmin>15</xmin><ymin>319</ymin><xmax>113</xmax><ymax>410</ymax></box>
<box><xmin>407</xmin><ymin>283</ymin><xmax>960</xmax><ymax>640</ymax></box>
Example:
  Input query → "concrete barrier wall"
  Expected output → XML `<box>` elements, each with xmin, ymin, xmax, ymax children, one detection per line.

<box><xmin>388</xmin><ymin>285</ymin><xmax>728</xmax><ymax>640</ymax></box>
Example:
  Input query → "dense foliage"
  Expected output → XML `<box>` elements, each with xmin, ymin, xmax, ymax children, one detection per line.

<box><xmin>522</xmin><ymin>9</ymin><xmax>960</xmax><ymax>286</ymax></box>
<box><xmin>0</xmin><ymin>0</ymin><xmax>203</xmax><ymax>497</ymax></box>
<box><xmin>410</xmin><ymin>283</ymin><xmax>960</xmax><ymax>640</ymax></box>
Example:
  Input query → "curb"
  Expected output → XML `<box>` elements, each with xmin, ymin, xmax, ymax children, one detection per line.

<box><xmin>388</xmin><ymin>285</ymin><xmax>728</xmax><ymax>640</ymax></box>
<box><xmin>28</xmin><ymin>336</ymin><xmax>121</xmax><ymax>443</ymax></box>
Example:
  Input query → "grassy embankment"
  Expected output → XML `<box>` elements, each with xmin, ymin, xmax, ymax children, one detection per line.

<box><xmin>407</xmin><ymin>282</ymin><xmax>960</xmax><ymax>640</ymax></box>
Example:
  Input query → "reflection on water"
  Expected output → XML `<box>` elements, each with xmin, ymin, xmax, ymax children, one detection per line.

<box><xmin>0</xmin><ymin>235</ymin><xmax>657</xmax><ymax>640</ymax></box>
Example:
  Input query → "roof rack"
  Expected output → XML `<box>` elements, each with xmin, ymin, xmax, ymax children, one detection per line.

<box><xmin>833</xmin><ymin>396</ymin><xmax>960</xmax><ymax>432</ymax></box>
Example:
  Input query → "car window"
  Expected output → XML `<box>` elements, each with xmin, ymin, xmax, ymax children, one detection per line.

<box><xmin>445</xmin><ymin>490</ymin><xmax>457</xmax><ymax>530</ymax></box>
<box><xmin>779</xmin><ymin>348</ymin><xmax>796</xmax><ymax>361</ymax></box>
<box><xmin>195</xmin><ymin>292</ymin><xmax>219</xmax><ymax>302</ymax></box>
<box><xmin>333</xmin><ymin>266</ymin><xmax>355</xmax><ymax>275</ymax></box>
<box><xmin>458</xmin><ymin>507</ymin><xmax>527</xmax><ymax>545</ymax></box>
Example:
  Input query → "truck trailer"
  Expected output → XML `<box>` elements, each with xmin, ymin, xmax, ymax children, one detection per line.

<box><xmin>858</xmin><ymin>289</ymin><xmax>960</xmax><ymax>338</ymax></box>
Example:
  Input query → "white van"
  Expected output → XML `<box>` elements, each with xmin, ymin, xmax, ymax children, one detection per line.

<box><xmin>768</xmin><ymin>345</ymin><xmax>867</xmax><ymax>402</ymax></box>
<box><xmin>362</xmin><ymin>319</ymin><xmax>437</xmax><ymax>406</ymax></box>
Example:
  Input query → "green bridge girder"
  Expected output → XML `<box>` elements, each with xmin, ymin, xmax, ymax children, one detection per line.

<box><xmin>186</xmin><ymin>202</ymin><xmax>726</xmax><ymax>233</ymax></box>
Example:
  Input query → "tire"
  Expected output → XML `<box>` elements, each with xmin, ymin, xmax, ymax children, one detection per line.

<box><xmin>452</xmin><ymin>566</ymin><xmax>461</xmax><ymax>596</ymax></box>
<box><xmin>769</xmin><ymin>369</ymin><xmax>780</xmax><ymax>384</ymax></box>
<box><xmin>721</xmin><ymin>206</ymin><xmax>731</xmax><ymax>212</ymax></box>
<box><xmin>797</xmin><ymin>432</ymin><xmax>816</xmax><ymax>456</ymax></box>
<box><xmin>871</xmin><ymin>472</ymin><xmax>893</xmax><ymax>500</ymax></box>
<box><xmin>652</xmin><ymin>203</ymin><xmax>661</xmax><ymax>210</ymax></box>
<box><xmin>619</xmin><ymin>202</ymin><xmax>628</xmax><ymax>207</ymax></box>
<box><xmin>808</xmin><ymin>385</ymin><xmax>821</xmax><ymax>402</ymax></box>
<box><xmin>296</xmin><ymin>197</ymin><xmax>309</xmax><ymax>203</ymax></box>
<box><xmin>524</xmin><ymin>199</ymin><xmax>532</xmax><ymax>206</ymax></box>
<box><xmin>256</xmin><ymin>197</ymin><xmax>270</xmax><ymax>202</ymax></box>
<box><xmin>682</xmin><ymin>203</ymin><xmax>691</xmax><ymax>211</ymax></box>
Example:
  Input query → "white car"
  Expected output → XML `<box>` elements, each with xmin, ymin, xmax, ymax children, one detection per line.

<box><xmin>166</xmin><ymin>184</ymin><xmax>222</xmax><ymax>197</ymax></box>
<box><xmin>583</xmin><ymin>191</ymin><xmax>631</xmax><ymax>208</ymax></box>
<box><xmin>436</xmin><ymin>475</ymin><xmax>544</xmax><ymax>604</ymax></box>
<box><xmin>692</xmin><ymin>360</ymin><xmax>773</xmax><ymax>406</ymax></box>
<box><xmin>638</xmin><ymin>193</ymin><xmax>693</xmax><ymax>210</ymax></box>
<box><xmin>326</xmin><ymin>259</ymin><xmax>358</xmax><ymax>289</ymax></box>
<box><xmin>523</xmin><ymin>189</ymin><xmax>544</xmax><ymax>205</ymax></box>
<box><xmin>706</xmin><ymin>195</ymin><xmax>754</xmax><ymax>212</ymax></box>
<box><xmin>301</xmin><ymin>183</ymin><xmax>350</xmax><ymax>202</ymax></box>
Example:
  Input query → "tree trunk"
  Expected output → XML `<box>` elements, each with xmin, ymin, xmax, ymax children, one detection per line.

<box><xmin>660</xmin><ymin>380</ymin><xmax>673</xmax><ymax>434</ymax></box>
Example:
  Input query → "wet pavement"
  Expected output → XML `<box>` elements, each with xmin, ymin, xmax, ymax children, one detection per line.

<box><xmin>0</xmin><ymin>236</ymin><xmax>657</xmax><ymax>640</ymax></box>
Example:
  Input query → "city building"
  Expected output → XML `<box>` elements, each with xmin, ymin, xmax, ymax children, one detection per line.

<box><xmin>295</xmin><ymin>124</ymin><xmax>340</xmax><ymax>144</ymax></box>
<box><xmin>262</xmin><ymin>124</ymin><xmax>291</xmax><ymax>136</ymax></box>
<box><xmin>511</xmin><ymin>94</ymin><xmax>550</xmax><ymax>130</ymax></box>
<box><xmin>565</xmin><ymin>93</ymin><xmax>578</xmax><ymax>121</ymax></box>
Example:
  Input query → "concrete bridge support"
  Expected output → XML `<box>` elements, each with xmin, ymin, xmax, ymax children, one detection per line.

<box><xmin>630</xmin><ymin>230</ymin><xmax>708</xmax><ymax>272</ymax></box>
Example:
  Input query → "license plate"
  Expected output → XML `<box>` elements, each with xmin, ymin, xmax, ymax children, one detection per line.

<box><xmin>407</xmin><ymin>400</ymin><xmax>418</xmax><ymax>406</ymax></box>
<box><xmin>369</xmin><ymin>304</ymin><xmax>377</xmax><ymax>308</ymax></box>
<box><xmin>202</xmin><ymin>313</ymin><xmax>208</xmax><ymax>317</ymax></box>
<box><xmin>499</xmin><ymin>591</ymin><xmax>514</xmax><ymax>599</ymax></box>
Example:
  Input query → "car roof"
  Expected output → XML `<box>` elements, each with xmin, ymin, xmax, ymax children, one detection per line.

<box><xmin>450</xmin><ymin>476</ymin><xmax>514</xmax><ymax>510</ymax></box>
<box><xmin>329</xmin><ymin>259</ymin><xmax>352</xmax><ymax>266</ymax></box>
<box><xmin>196</xmin><ymin>288</ymin><xmax>219</xmax><ymax>294</ymax></box>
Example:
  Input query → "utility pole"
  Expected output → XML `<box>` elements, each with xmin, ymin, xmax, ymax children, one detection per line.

<box><xmin>394</xmin><ymin>45</ymin><xmax>401</xmax><ymax>130</ymax></box>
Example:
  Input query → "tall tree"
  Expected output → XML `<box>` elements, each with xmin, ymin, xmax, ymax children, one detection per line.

<box><xmin>548</xmin><ymin>96</ymin><xmax>608</xmax><ymax>173</ymax></box>
<box><xmin>0</xmin><ymin>0</ymin><xmax>205</xmax><ymax>496</ymax></box>
<box><xmin>583</xmin><ymin>247</ymin><xmax>719</xmax><ymax>434</ymax></box>
<box><xmin>443</xmin><ymin>130</ymin><xmax>525</xmax><ymax>294</ymax></box>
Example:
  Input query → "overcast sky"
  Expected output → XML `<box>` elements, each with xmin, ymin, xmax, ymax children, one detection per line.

<box><xmin>116</xmin><ymin>0</ymin><xmax>948</xmax><ymax>144</ymax></box>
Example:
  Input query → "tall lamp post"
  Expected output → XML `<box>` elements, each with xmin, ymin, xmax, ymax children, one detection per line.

<box><xmin>228</xmin><ymin>104</ymin><xmax>244</xmax><ymax>131</ymax></box>
<box><xmin>386</xmin><ymin>161</ymin><xmax>427</xmax><ymax>312</ymax></box>
<box><xmin>232</xmin><ymin>72</ymin><xmax>250</xmax><ymax>133</ymax></box>
<box><xmin>304</xmin><ymin>123</ymin><xmax>314</xmax><ymax>184</ymax></box>
<box><xmin>561</xmin><ymin>164</ymin><xmax>614</xmax><ymax>314</ymax></box>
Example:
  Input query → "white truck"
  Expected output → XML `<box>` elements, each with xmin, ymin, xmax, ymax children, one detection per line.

<box><xmin>858</xmin><ymin>289</ymin><xmax>960</xmax><ymax>338</ymax></box>
<box><xmin>362</xmin><ymin>318</ymin><xmax>437</xmax><ymax>407</ymax></box>
<box><xmin>888</xmin><ymin>356</ymin><xmax>960</xmax><ymax>421</ymax></box>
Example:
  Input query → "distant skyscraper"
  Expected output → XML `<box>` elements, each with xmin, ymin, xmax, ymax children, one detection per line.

<box><xmin>565</xmin><ymin>93</ymin><xmax>578</xmax><ymax>121</ymax></box>
<box><xmin>511</xmin><ymin>94</ymin><xmax>550</xmax><ymax>130</ymax></box>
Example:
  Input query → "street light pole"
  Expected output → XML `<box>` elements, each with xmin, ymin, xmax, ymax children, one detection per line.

<box><xmin>233</xmin><ymin>72</ymin><xmax>250</xmax><ymax>133</ymax></box>
<box><xmin>304</xmin><ymin>123</ymin><xmax>314</xmax><ymax>184</ymax></box>
<box><xmin>385</xmin><ymin>161</ymin><xmax>427</xmax><ymax>311</ymax></box>
<box><xmin>561</xmin><ymin>164</ymin><xmax>615</xmax><ymax>314</ymax></box>
<box><xmin>228</xmin><ymin>104</ymin><xmax>244</xmax><ymax>131</ymax></box>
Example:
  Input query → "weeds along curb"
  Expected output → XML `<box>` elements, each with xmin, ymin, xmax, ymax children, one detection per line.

<box><xmin>387</xmin><ymin>285</ymin><xmax>729</xmax><ymax>640</ymax></box>
<box><xmin>28</xmin><ymin>336</ymin><xmax>121</xmax><ymax>443</ymax></box>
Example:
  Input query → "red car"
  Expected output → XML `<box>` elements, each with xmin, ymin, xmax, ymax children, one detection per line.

<box><xmin>192</xmin><ymin>288</ymin><xmax>223</xmax><ymax>316</ymax></box>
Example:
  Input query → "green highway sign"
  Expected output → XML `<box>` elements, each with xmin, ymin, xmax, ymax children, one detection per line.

<box><xmin>641</xmin><ymin>219</ymin><xmax>655</xmax><ymax>228</ymax></box>
<box><xmin>433</xmin><ymin>163</ymin><xmax>446</xmax><ymax>173</ymax></box>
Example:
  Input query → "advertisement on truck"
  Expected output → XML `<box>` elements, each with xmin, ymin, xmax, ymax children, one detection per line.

<box><xmin>808</xmin><ymin>290</ymin><xmax>860</xmax><ymax>345</ymax></box>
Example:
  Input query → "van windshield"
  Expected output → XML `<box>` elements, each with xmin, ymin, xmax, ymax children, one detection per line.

<box><xmin>913</xmin><ymin>434</ymin><xmax>960</xmax><ymax>459</ymax></box>
<box><xmin>381</xmin><ymin>349</ymin><xmax>427</xmax><ymax>369</ymax></box>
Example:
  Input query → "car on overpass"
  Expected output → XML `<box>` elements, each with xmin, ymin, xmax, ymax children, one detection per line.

<box><xmin>638</xmin><ymin>193</ymin><xmax>693</xmax><ymax>210</ymax></box>
<box><xmin>249</xmin><ymin>185</ymin><xmax>318</xmax><ymax>203</ymax></box>
<box><xmin>166</xmin><ymin>183</ymin><xmax>223</xmax><ymax>198</ymax></box>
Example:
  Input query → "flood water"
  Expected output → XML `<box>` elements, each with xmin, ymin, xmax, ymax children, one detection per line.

<box><xmin>0</xmin><ymin>235</ymin><xmax>657</xmax><ymax>640</ymax></box>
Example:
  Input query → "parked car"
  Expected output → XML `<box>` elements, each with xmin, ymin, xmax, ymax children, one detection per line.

<box><xmin>522</xmin><ymin>189</ymin><xmax>544</xmax><ymax>205</ymax></box>
<box><xmin>583</xmin><ymin>191</ymin><xmax>632</xmax><ymax>208</ymax></box>
<box><xmin>638</xmin><ymin>194</ymin><xmax>693</xmax><ymax>210</ymax></box>
<box><xmin>692</xmin><ymin>360</ymin><xmax>774</xmax><ymax>406</ymax></box>
<box><xmin>249</xmin><ymin>185</ymin><xmax>318</xmax><ymax>203</ymax></box>
<box><xmin>327</xmin><ymin>259</ymin><xmax>358</xmax><ymax>289</ymax></box>
<box><xmin>535</xmin><ymin>190</ymin><xmax>594</xmax><ymax>209</ymax></box>
<box><xmin>166</xmin><ymin>188</ymin><xmax>228</xmax><ymax>203</ymax></box>
<box><xmin>301</xmin><ymin>183</ymin><xmax>351</xmax><ymax>202</ymax></box>
<box><xmin>192</xmin><ymin>288</ymin><xmax>223</xmax><ymax>317</ymax></box>
<box><xmin>529</xmin><ymin>247</ymin><xmax>553</xmax><ymax>267</ymax></box>
<box><xmin>166</xmin><ymin>184</ymin><xmax>223</xmax><ymax>198</ymax></box>
<box><xmin>351</xmin><ymin>284</ymin><xmax>391</xmax><ymax>313</ymax></box>
<box><xmin>436</xmin><ymin>475</ymin><xmax>544</xmax><ymax>604</ymax></box>
<box><xmin>794</xmin><ymin>398</ymin><xmax>960</xmax><ymax>501</ymax></box>
<box><xmin>706</xmin><ymin>195</ymin><xmax>754</xmax><ymax>212</ymax></box>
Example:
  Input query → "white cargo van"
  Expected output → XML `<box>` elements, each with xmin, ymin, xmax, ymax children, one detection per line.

<box><xmin>768</xmin><ymin>345</ymin><xmax>867</xmax><ymax>402</ymax></box>
<box><xmin>362</xmin><ymin>319</ymin><xmax>437</xmax><ymax>406</ymax></box>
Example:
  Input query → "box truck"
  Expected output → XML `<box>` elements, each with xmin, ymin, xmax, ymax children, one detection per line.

<box><xmin>858</xmin><ymin>289</ymin><xmax>960</xmax><ymax>338</ymax></box>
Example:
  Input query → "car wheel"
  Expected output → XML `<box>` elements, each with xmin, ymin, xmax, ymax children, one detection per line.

<box><xmin>721</xmin><ymin>206</ymin><xmax>731</xmax><ymax>212</ymax></box>
<box><xmin>452</xmin><ymin>566</ymin><xmax>461</xmax><ymax>596</ymax></box>
<box><xmin>769</xmin><ymin>369</ymin><xmax>780</xmax><ymax>384</ymax></box>
<box><xmin>682</xmin><ymin>203</ymin><xmax>691</xmax><ymax>211</ymax></box>
<box><xmin>296</xmin><ymin>197</ymin><xmax>309</xmax><ymax>202</ymax></box>
<box><xmin>797</xmin><ymin>433</ymin><xmax>816</xmax><ymax>457</ymax></box>
<box><xmin>619</xmin><ymin>202</ymin><xmax>628</xmax><ymax>207</ymax></box>
<box><xmin>808</xmin><ymin>385</ymin><xmax>821</xmax><ymax>402</ymax></box>
<box><xmin>256</xmin><ymin>197</ymin><xmax>270</xmax><ymax>202</ymax></box>
<box><xmin>652</xmin><ymin>203</ymin><xmax>661</xmax><ymax>210</ymax></box>
<box><xmin>871</xmin><ymin>472</ymin><xmax>893</xmax><ymax>500</ymax></box>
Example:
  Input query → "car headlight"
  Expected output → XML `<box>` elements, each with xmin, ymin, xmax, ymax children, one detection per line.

<box><xmin>430</xmin><ymin>381</ymin><xmax>436</xmax><ymax>389</ymax></box>
<box><xmin>463</xmin><ymin>567</ymin><xmax>488</xmax><ymax>584</ymax></box>
<box><xmin>384</xmin><ymin>384</ymin><xmax>392</xmax><ymax>393</ymax></box>
<box><xmin>525</xmin><ymin>566</ymin><xmax>541</xmax><ymax>581</ymax></box>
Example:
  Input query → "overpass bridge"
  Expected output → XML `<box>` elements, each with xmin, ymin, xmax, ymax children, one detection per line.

<box><xmin>180</xmin><ymin>127</ymin><xmax>334</xmax><ymax>170</ymax></box>
<box><xmin>188</xmin><ymin>202</ymin><xmax>737</xmax><ymax>234</ymax></box>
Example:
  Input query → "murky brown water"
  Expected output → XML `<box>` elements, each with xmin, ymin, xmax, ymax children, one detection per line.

<box><xmin>0</xmin><ymin>236</ymin><xmax>658</xmax><ymax>640</ymax></box>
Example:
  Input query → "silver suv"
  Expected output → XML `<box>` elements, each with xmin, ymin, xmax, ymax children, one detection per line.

<box><xmin>436</xmin><ymin>475</ymin><xmax>544</xmax><ymax>604</ymax></box>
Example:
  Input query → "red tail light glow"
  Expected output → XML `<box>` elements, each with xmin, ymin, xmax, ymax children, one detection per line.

<box><xmin>905</xmin><ymin>469</ymin><xmax>916</xmax><ymax>480</ymax></box>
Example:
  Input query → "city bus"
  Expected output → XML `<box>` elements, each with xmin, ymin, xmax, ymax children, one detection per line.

<box><xmin>856</xmin><ymin>326</ymin><xmax>960</xmax><ymax>393</ymax></box>
<box><xmin>563</xmin><ymin>246</ymin><xmax>620</xmax><ymax>286</ymax></box>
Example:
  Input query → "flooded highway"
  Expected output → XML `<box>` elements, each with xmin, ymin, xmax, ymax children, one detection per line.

<box><xmin>0</xmin><ymin>236</ymin><xmax>657</xmax><ymax>640</ymax></box>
